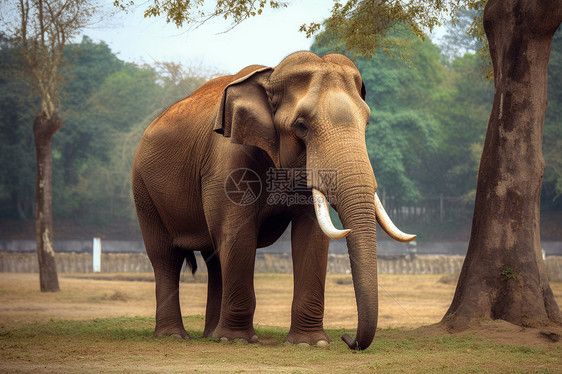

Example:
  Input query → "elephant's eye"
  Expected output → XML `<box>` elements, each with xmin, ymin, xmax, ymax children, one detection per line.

<box><xmin>293</xmin><ymin>121</ymin><xmax>309</xmax><ymax>139</ymax></box>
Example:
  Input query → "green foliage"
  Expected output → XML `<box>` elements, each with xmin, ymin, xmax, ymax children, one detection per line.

<box><xmin>312</xmin><ymin>27</ymin><xmax>488</xmax><ymax>208</ymax></box>
<box><xmin>367</xmin><ymin>110</ymin><xmax>439</xmax><ymax>204</ymax></box>
<box><xmin>500</xmin><ymin>266</ymin><xmax>519</xmax><ymax>282</ymax></box>
<box><xmin>0</xmin><ymin>34</ymin><xmax>37</xmax><ymax>219</ymax></box>
<box><xmin>440</xmin><ymin>7</ymin><xmax>484</xmax><ymax>61</ymax></box>
<box><xmin>0</xmin><ymin>35</ymin><xmax>215</xmax><ymax>226</ymax></box>
<box><xmin>114</xmin><ymin>0</ymin><xmax>288</xmax><ymax>29</ymax></box>
<box><xmin>430</xmin><ymin>53</ymin><xmax>492</xmax><ymax>199</ymax></box>
<box><xmin>53</xmin><ymin>53</ymin><xmax>211</xmax><ymax>223</ymax></box>
<box><xmin>50</xmin><ymin>40</ymin><xmax>163</xmax><ymax>220</ymax></box>
<box><xmin>439</xmin><ymin>3</ymin><xmax>491</xmax><ymax>78</ymax></box>
<box><xmin>61</xmin><ymin>37</ymin><xmax>124</xmax><ymax>108</ymax></box>
<box><xmin>308</xmin><ymin>0</ymin><xmax>458</xmax><ymax>59</ymax></box>
<box><xmin>543</xmin><ymin>27</ymin><xmax>562</xmax><ymax>208</ymax></box>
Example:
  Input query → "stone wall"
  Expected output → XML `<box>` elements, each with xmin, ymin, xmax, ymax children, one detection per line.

<box><xmin>1</xmin><ymin>252</ymin><xmax>561</xmax><ymax>280</ymax></box>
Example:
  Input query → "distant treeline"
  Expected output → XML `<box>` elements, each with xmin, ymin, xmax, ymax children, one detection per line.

<box><xmin>311</xmin><ymin>23</ymin><xmax>562</xmax><ymax>229</ymax></box>
<box><xmin>1</xmin><ymin>23</ymin><xmax>561</xmax><ymax>235</ymax></box>
<box><xmin>0</xmin><ymin>33</ymin><xmax>213</xmax><ymax>227</ymax></box>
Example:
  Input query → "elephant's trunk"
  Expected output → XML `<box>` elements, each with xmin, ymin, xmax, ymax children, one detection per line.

<box><xmin>337</xmin><ymin>180</ymin><xmax>378</xmax><ymax>350</ymax></box>
<box><xmin>311</xmin><ymin>144</ymin><xmax>379</xmax><ymax>351</ymax></box>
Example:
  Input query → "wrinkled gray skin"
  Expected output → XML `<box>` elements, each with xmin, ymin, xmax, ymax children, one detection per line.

<box><xmin>132</xmin><ymin>51</ymin><xmax>380</xmax><ymax>350</ymax></box>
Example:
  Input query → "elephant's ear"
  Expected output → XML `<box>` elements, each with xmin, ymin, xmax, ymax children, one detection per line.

<box><xmin>214</xmin><ymin>67</ymin><xmax>280</xmax><ymax>167</ymax></box>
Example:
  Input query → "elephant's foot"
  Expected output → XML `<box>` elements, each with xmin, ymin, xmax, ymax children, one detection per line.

<box><xmin>284</xmin><ymin>330</ymin><xmax>331</xmax><ymax>347</ymax></box>
<box><xmin>153</xmin><ymin>327</ymin><xmax>190</xmax><ymax>340</ymax></box>
<box><xmin>202</xmin><ymin>328</ymin><xmax>214</xmax><ymax>339</ymax></box>
<box><xmin>212</xmin><ymin>326</ymin><xmax>259</xmax><ymax>344</ymax></box>
<box><xmin>203</xmin><ymin>321</ymin><xmax>219</xmax><ymax>339</ymax></box>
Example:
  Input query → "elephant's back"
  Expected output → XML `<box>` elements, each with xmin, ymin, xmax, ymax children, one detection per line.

<box><xmin>131</xmin><ymin>75</ymin><xmax>234</xmax><ymax>228</ymax></box>
<box><xmin>142</xmin><ymin>75</ymin><xmax>227</xmax><ymax>139</ymax></box>
<box><xmin>140</xmin><ymin>63</ymin><xmax>268</xmax><ymax>145</ymax></box>
<box><xmin>131</xmin><ymin>65</ymin><xmax>271</xmax><ymax>240</ymax></box>
<box><xmin>135</xmin><ymin>64</ymin><xmax>270</xmax><ymax>177</ymax></box>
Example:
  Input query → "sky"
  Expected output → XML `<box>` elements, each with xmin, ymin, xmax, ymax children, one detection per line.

<box><xmin>84</xmin><ymin>0</ymin><xmax>334</xmax><ymax>74</ymax></box>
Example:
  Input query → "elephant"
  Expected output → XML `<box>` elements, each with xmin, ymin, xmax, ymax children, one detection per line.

<box><xmin>131</xmin><ymin>51</ymin><xmax>415</xmax><ymax>350</ymax></box>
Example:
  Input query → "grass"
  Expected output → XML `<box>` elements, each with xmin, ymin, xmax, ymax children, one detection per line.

<box><xmin>1</xmin><ymin>316</ymin><xmax>560</xmax><ymax>373</ymax></box>
<box><xmin>0</xmin><ymin>273</ymin><xmax>560</xmax><ymax>373</ymax></box>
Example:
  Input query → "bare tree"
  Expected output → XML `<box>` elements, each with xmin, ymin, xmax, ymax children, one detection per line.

<box><xmin>5</xmin><ymin>0</ymin><xmax>105</xmax><ymax>292</ymax></box>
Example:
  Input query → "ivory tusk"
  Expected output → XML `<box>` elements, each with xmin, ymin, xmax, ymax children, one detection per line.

<box><xmin>374</xmin><ymin>193</ymin><xmax>417</xmax><ymax>242</ymax></box>
<box><xmin>312</xmin><ymin>188</ymin><xmax>351</xmax><ymax>239</ymax></box>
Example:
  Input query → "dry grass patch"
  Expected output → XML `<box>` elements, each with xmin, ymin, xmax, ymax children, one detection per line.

<box><xmin>1</xmin><ymin>317</ymin><xmax>560</xmax><ymax>373</ymax></box>
<box><xmin>0</xmin><ymin>273</ymin><xmax>561</xmax><ymax>373</ymax></box>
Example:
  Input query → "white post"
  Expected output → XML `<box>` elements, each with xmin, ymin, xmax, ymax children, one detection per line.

<box><xmin>93</xmin><ymin>237</ymin><xmax>101</xmax><ymax>273</ymax></box>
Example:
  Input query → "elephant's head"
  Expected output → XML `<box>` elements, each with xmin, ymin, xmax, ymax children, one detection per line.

<box><xmin>214</xmin><ymin>51</ymin><xmax>415</xmax><ymax>350</ymax></box>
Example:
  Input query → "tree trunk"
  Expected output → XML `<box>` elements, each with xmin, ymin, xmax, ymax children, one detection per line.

<box><xmin>34</xmin><ymin>112</ymin><xmax>62</xmax><ymax>292</ymax></box>
<box><xmin>443</xmin><ymin>0</ymin><xmax>562</xmax><ymax>330</ymax></box>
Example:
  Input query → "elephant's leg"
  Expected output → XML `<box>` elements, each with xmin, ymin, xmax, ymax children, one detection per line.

<box><xmin>202</xmin><ymin>250</ymin><xmax>222</xmax><ymax>338</ymax></box>
<box><xmin>285</xmin><ymin>206</ymin><xmax>331</xmax><ymax>346</ymax></box>
<box><xmin>151</xmin><ymin>248</ymin><xmax>188</xmax><ymax>339</ymax></box>
<box><xmin>211</xmin><ymin>234</ymin><xmax>258</xmax><ymax>343</ymax></box>
<box><xmin>201</xmin><ymin>172</ymin><xmax>259</xmax><ymax>343</ymax></box>
<box><xmin>134</xmin><ymin>178</ymin><xmax>187</xmax><ymax>339</ymax></box>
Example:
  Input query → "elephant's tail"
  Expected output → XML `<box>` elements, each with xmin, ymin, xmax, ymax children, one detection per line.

<box><xmin>185</xmin><ymin>251</ymin><xmax>197</xmax><ymax>275</ymax></box>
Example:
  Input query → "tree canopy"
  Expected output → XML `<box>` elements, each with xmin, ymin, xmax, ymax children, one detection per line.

<box><xmin>114</xmin><ymin>0</ymin><xmax>481</xmax><ymax>58</ymax></box>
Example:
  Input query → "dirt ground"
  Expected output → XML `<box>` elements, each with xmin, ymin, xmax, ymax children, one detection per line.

<box><xmin>1</xmin><ymin>273</ymin><xmax>562</xmax><ymax>373</ymax></box>
<box><xmin>1</xmin><ymin>272</ymin><xmax>561</xmax><ymax>345</ymax></box>
<box><xmin>0</xmin><ymin>273</ymin><xmax>456</xmax><ymax>329</ymax></box>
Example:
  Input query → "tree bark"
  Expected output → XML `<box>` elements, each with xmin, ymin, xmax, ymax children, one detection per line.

<box><xmin>34</xmin><ymin>112</ymin><xmax>62</xmax><ymax>292</ymax></box>
<box><xmin>443</xmin><ymin>0</ymin><xmax>562</xmax><ymax>330</ymax></box>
